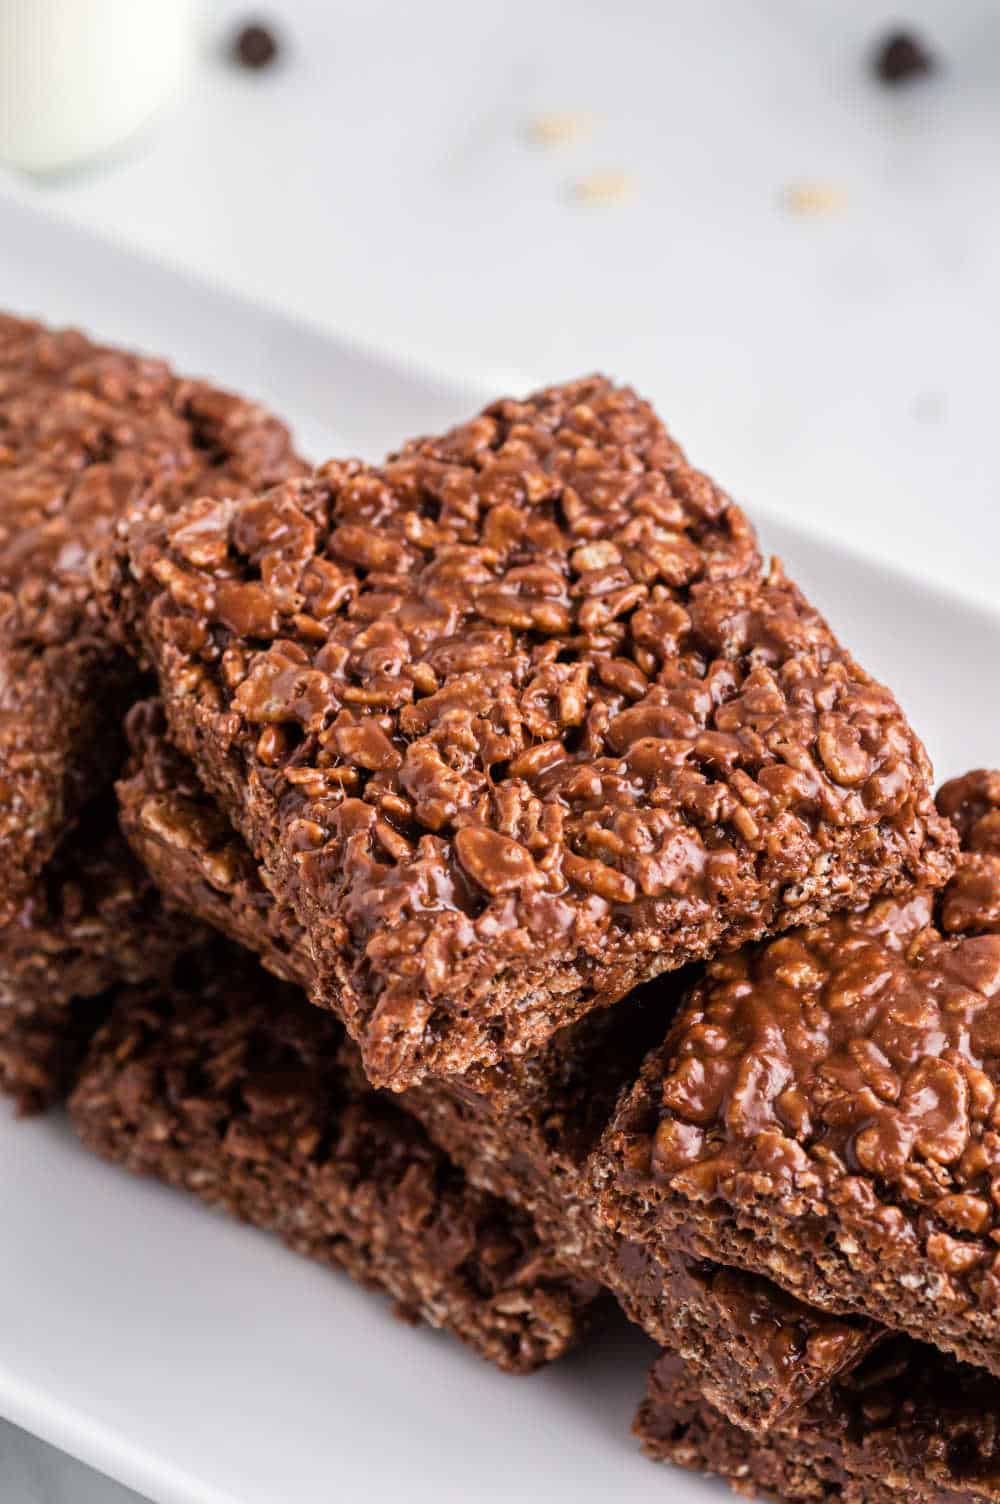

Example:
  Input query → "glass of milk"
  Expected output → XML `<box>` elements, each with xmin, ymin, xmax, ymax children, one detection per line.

<box><xmin>0</xmin><ymin>0</ymin><xmax>200</xmax><ymax>174</ymax></box>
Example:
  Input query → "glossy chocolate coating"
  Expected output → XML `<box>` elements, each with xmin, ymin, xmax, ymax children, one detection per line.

<box><xmin>109</xmin><ymin>375</ymin><xmax>953</xmax><ymax>1088</ymax></box>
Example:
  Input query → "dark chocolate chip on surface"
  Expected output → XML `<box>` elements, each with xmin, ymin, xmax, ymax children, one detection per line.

<box><xmin>873</xmin><ymin>30</ymin><xmax>936</xmax><ymax>85</ymax></box>
<box><xmin>232</xmin><ymin>21</ymin><xmax>280</xmax><ymax>70</ymax></box>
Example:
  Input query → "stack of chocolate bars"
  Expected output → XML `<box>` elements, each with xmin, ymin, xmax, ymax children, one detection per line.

<box><xmin>4</xmin><ymin>307</ymin><xmax>999</xmax><ymax>1499</ymax></box>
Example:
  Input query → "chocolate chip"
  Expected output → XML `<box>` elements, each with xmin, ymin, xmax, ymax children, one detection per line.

<box><xmin>232</xmin><ymin>21</ymin><xmax>280</xmax><ymax>70</ymax></box>
<box><xmin>873</xmin><ymin>30</ymin><xmax>936</xmax><ymax>85</ymax></box>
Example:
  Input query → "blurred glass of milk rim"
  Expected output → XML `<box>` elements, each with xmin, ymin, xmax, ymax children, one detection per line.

<box><xmin>0</xmin><ymin>0</ymin><xmax>200</xmax><ymax>173</ymax></box>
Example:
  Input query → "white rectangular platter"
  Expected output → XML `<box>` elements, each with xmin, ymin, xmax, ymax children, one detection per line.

<box><xmin>1</xmin><ymin>187</ymin><xmax>998</xmax><ymax>1504</ymax></box>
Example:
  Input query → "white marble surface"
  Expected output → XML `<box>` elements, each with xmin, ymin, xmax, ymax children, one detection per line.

<box><xmin>2</xmin><ymin>1</ymin><xmax>998</xmax><ymax>1498</ymax></box>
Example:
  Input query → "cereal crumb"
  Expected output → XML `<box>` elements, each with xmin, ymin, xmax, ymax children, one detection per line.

<box><xmin>571</xmin><ymin>171</ymin><xmax>636</xmax><ymax>205</ymax></box>
<box><xmin>782</xmin><ymin>182</ymin><xmax>847</xmax><ymax>217</ymax></box>
<box><xmin>911</xmin><ymin>392</ymin><xmax>946</xmax><ymax>423</ymax></box>
<box><xmin>526</xmin><ymin>112</ymin><xmax>593</xmax><ymax>147</ymax></box>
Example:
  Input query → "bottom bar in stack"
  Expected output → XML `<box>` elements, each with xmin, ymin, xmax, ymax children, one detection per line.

<box><xmin>68</xmin><ymin>943</ymin><xmax>599</xmax><ymax>1375</ymax></box>
<box><xmin>636</xmin><ymin>1339</ymin><xmax>1000</xmax><ymax>1504</ymax></box>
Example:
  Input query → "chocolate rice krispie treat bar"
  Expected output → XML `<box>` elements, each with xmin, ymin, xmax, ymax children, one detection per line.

<box><xmin>0</xmin><ymin>789</ymin><xmax>209</xmax><ymax>1112</ymax></box>
<box><xmin>597</xmin><ymin>770</ymin><xmax>1000</xmax><ymax>1376</ymax></box>
<box><xmin>0</xmin><ymin>994</ymin><xmax>107</xmax><ymax>1115</ymax></box>
<box><xmin>118</xmin><ymin>699</ymin><xmax>307</xmax><ymax>988</ymax></box>
<box><xmin>407</xmin><ymin>1020</ymin><xmax>877</xmax><ymax>1432</ymax></box>
<box><xmin>637</xmin><ymin>1340</ymin><xmax>1000</xmax><ymax>1504</ymax></box>
<box><xmin>0</xmin><ymin>796</ymin><xmax>202</xmax><ymax>1012</ymax></box>
<box><xmin>401</xmin><ymin>993</ymin><xmax>878</xmax><ymax>1432</ymax></box>
<box><xmin>69</xmin><ymin>942</ymin><xmax>597</xmax><ymax>1375</ymax></box>
<box><xmin>0</xmin><ymin>312</ymin><xmax>303</xmax><ymax>916</ymax></box>
<box><xmin>116</xmin><ymin>703</ymin><xmax>881</xmax><ymax>1431</ymax></box>
<box><xmin>107</xmin><ymin>374</ymin><xmax>954</xmax><ymax>1089</ymax></box>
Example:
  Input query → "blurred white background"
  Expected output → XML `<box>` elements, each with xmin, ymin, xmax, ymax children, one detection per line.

<box><xmin>7</xmin><ymin>0</ymin><xmax>999</xmax><ymax>607</ymax></box>
<box><xmin>1</xmin><ymin>0</ymin><xmax>997</xmax><ymax>1496</ymax></box>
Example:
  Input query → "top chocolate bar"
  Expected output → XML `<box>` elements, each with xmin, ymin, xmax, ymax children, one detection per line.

<box><xmin>0</xmin><ymin>313</ymin><xmax>303</xmax><ymax>914</ymax></box>
<box><xmin>111</xmin><ymin>375</ymin><xmax>955</xmax><ymax>1088</ymax></box>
